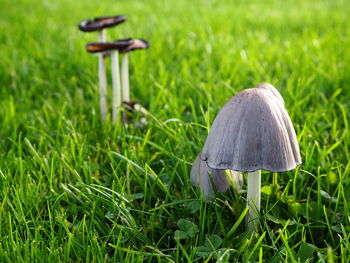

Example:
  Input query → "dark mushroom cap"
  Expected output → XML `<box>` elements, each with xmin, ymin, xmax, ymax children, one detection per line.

<box><xmin>78</xmin><ymin>15</ymin><xmax>127</xmax><ymax>32</ymax></box>
<box><xmin>86</xmin><ymin>39</ymin><xmax>134</xmax><ymax>53</ymax></box>
<box><xmin>200</xmin><ymin>84</ymin><xmax>301</xmax><ymax>172</ymax></box>
<box><xmin>123</xmin><ymin>101</ymin><xmax>138</xmax><ymax>110</ymax></box>
<box><xmin>119</xmin><ymin>39</ymin><xmax>149</xmax><ymax>54</ymax></box>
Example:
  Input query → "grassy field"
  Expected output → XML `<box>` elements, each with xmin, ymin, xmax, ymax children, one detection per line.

<box><xmin>1</xmin><ymin>0</ymin><xmax>350</xmax><ymax>261</ymax></box>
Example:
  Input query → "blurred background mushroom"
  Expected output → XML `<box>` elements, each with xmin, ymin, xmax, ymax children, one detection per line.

<box><xmin>78</xmin><ymin>15</ymin><xmax>127</xmax><ymax>120</ymax></box>
<box><xmin>118</xmin><ymin>39</ymin><xmax>149</xmax><ymax>121</ymax></box>
<box><xmin>86</xmin><ymin>39</ymin><xmax>134</xmax><ymax>123</ymax></box>
<box><xmin>192</xmin><ymin>83</ymin><xmax>301</xmax><ymax>231</ymax></box>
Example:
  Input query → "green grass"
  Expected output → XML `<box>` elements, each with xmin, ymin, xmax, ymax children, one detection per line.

<box><xmin>1</xmin><ymin>0</ymin><xmax>350</xmax><ymax>261</ymax></box>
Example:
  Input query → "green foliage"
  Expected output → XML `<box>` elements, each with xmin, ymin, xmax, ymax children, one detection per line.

<box><xmin>195</xmin><ymin>234</ymin><xmax>222</xmax><ymax>257</ymax></box>
<box><xmin>0</xmin><ymin>0</ymin><xmax>350</xmax><ymax>262</ymax></box>
<box><xmin>175</xmin><ymin>219</ymin><xmax>199</xmax><ymax>240</ymax></box>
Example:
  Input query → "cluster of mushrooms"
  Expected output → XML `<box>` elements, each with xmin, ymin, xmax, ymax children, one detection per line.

<box><xmin>191</xmin><ymin>83</ymin><xmax>301</xmax><ymax>231</ymax></box>
<box><xmin>78</xmin><ymin>17</ymin><xmax>301</xmax><ymax>232</ymax></box>
<box><xmin>79</xmin><ymin>15</ymin><xmax>149</xmax><ymax>122</ymax></box>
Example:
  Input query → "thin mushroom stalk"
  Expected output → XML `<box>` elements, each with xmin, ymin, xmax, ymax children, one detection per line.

<box><xmin>111</xmin><ymin>51</ymin><xmax>122</xmax><ymax>122</ymax></box>
<box><xmin>118</xmin><ymin>39</ymin><xmax>149</xmax><ymax>121</ymax></box>
<box><xmin>121</xmin><ymin>53</ymin><xmax>130</xmax><ymax>103</ymax></box>
<box><xmin>98</xmin><ymin>30</ymin><xmax>108</xmax><ymax>120</ymax></box>
<box><xmin>246</xmin><ymin>170</ymin><xmax>261</xmax><ymax>231</ymax></box>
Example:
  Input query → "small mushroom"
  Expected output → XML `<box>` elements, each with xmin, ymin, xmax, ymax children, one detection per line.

<box><xmin>119</xmin><ymin>39</ymin><xmax>149</xmax><ymax>107</ymax></box>
<box><xmin>79</xmin><ymin>15</ymin><xmax>127</xmax><ymax>120</ymax></box>
<box><xmin>78</xmin><ymin>15</ymin><xmax>127</xmax><ymax>32</ymax></box>
<box><xmin>86</xmin><ymin>39</ymin><xmax>134</xmax><ymax>53</ymax></box>
<box><xmin>86</xmin><ymin>39</ymin><xmax>133</xmax><ymax>122</ymax></box>
<box><xmin>122</xmin><ymin>100</ymin><xmax>149</xmax><ymax>125</ymax></box>
<box><xmin>191</xmin><ymin>83</ymin><xmax>301</xmax><ymax>231</ymax></box>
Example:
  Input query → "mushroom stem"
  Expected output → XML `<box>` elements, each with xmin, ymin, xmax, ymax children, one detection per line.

<box><xmin>246</xmin><ymin>170</ymin><xmax>261</xmax><ymax>231</ymax></box>
<box><xmin>111</xmin><ymin>50</ymin><xmax>122</xmax><ymax>123</ymax></box>
<box><xmin>98</xmin><ymin>30</ymin><xmax>108</xmax><ymax>120</ymax></box>
<box><xmin>121</xmin><ymin>53</ymin><xmax>130</xmax><ymax>103</ymax></box>
<box><xmin>98</xmin><ymin>29</ymin><xmax>106</xmax><ymax>43</ymax></box>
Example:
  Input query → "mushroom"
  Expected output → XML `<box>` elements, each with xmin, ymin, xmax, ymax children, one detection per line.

<box><xmin>191</xmin><ymin>154</ymin><xmax>243</xmax><ymax>199</ymax></box>
<box><xmin>191</xmin><ymin>83</ymin><xmax>301</xmax><ymax>231</ymax></box>
<box><xmin>79</xmin><ymin>15</ymin><xmax>127</xmax><ymax>120</ymax></box>
<box><xmin>86</xmin><ymin>39</ymin><xmax>134</xmax><ymax>122</ymax></box>
<box><xmin>119</xmin><ymin>39</ymin><xmax>149</xmax><ymax>108</ymax></box>
<box><xmin>255</xmin><ymin>82</ymin><xmax>285</xmax><ymax>106</ymax></box>
<box><xmin>79</xmin><ymin>15</ymin><xmax>127</xmax><ymax>32</ymax></box>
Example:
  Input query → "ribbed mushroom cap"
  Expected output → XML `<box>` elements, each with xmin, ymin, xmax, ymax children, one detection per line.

<box><xmin>200</xmin><ymin>85</ymin><xmax>301</xmax><ymax>172</ymax></box>
<box><xmin>119</xmin><ymin>39</ymin><xmax>149</xmax><ymax>54</ymax></box>
<box><xmin>78</xmin><ymin>15</ymin><xmax>127</xmax><ymax>32</ymax></box>
<box><xmin>191</xmin><ymin>154</ymin><xmax>243</xmax><ymax>199</ymax></box>
<box><xmin>86</xmin><ymin>39</ymin><xmax>134</xmax><ymax>53</ymax></box>
<box><xmin>256</xmin><ymin>82</ymin><xmax>285</xmax><ymax>106</ymax></box>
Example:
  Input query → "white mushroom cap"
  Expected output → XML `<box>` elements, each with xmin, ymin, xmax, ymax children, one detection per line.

<box><xmin>200</xmin><ymin>84</ymin><xmax>301</xmax><ymax>172</ymax></box>
<box><xmin>191</xmin><ymin>154</ymin><xmax>243</xmax><ymax>199</ymax></box>
<box><xmin>256</xmin><ymin>82</ymin><xmax>285</xmax><ymax>106</ymax></box>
